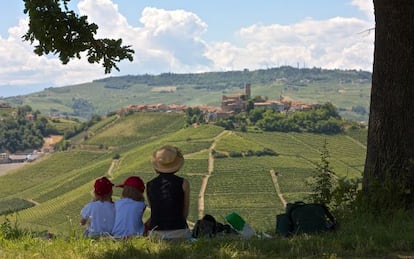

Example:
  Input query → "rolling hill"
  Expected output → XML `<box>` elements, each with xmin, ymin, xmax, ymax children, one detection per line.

<box><xmin>0</xmin><ymin>112</ymin><xmax>367</xmax><ymax>235</ymax></box>
<box><xmin>0</xmin><ymin>66</ymin><xmax>371</xmax><ymax>122</ymax></box>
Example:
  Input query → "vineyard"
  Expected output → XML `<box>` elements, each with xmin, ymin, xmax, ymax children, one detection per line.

<box><xmin>0</xmin><ymin>112</ymin><xmax>367</xmax><ymax>235</ymax></box>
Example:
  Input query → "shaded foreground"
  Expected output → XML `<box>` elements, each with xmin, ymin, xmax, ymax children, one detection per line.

<box><xmin>1</xmin><ymin>211</ymin><xmax>413</xmax><ymax>258</ymax></box>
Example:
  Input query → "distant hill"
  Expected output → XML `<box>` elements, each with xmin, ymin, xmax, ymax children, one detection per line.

<box><xmin>0</xmin><ymin>112</ymin><xmax>367</xmax><ymax>235</ymax></box>
<box><xmin>0</xmin><ymin>66</ymin><xmax>371</xmax><ymax>122</ymax></box>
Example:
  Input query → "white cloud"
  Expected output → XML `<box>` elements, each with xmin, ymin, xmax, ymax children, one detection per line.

<box><xmin>351</xmin><ymin>0</ymin><xmax>374</xmax><ymax>21</ymax></box>
<box><xmin>0</xmin><ymin>16</ymin><xmax>104</xmax><ymax>88</ymax></box>
<box><xmin>0</xmin><ymin>0</ymin><xmax>375</xmax><ymax>96</ymax></box>
<box><xmin>206</xmin><ymin>16</ymin><xmax>374</xmax><ymax>71</ymax></box>
<box><xmin>78</xmin><ymin>0</ymin><xmax>132</xmax><ymax>38</ymax></box>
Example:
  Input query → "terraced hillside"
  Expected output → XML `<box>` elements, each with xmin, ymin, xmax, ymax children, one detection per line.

<box><xmin>0</xmin><ymin>112</ymin><xmax>366</xmax><ymax>235</ymax></box>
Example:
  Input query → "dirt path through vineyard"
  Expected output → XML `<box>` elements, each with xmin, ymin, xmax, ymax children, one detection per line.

<box><xmin>270</xmin><ymin>169</ymin><xmax>287</xmax><ymax>208</ymax></box>
<box><xmin>197</xmin><ymin>130</ymin><xmax>230</xmax><ymax>218</ymax></box>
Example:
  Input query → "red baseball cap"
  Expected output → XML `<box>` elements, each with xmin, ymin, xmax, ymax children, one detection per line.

<box><xmin>94</xmin><ymin>177</ymin><xmax>114</xmax><ymax>196</ymax></box>
<box><xmin>116</xmin><ymin>176</ymin><xmax>145</xmax><ymax>193</ymax></box>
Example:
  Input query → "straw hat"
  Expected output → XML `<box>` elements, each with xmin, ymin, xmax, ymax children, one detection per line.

<box><xmin>151</xmin><ymin>145</ymin><xmax>184</xmax><ymax>173</ymax></box>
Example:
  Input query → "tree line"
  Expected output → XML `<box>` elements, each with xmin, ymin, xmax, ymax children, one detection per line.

<box><xmin>187</xmin><ymin>102</ymin><xmax>345</xmax><ymax>134</ymax></box>
<box><xmin>0</xmin><ymin>106</ymin><xmax>51</xmax><ymax>153</ymax></box>
<box><xmin>96</xmin><ymin>66</ymin><xmax>371</xmax><ymax>90</ymax></box>
<box><xmin>0</xmin><ymin>106</ymin><xmax>104</xmax><ymax>153</ymax></box>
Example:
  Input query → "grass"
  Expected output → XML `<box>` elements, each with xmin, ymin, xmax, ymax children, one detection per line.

<box><xmin>1</xmin><ymin>209</ymin><xmax>413</xmax><ymax>258</ymax></box>
<box><xmin>48</xmin><ymin>117</ymin><xmax>81</xmax><ymax>132</ymax></box>
<box><xmin>84</xmin><ymin>112</ymin><xmax>185</xmax><ymax>147</ymax></box>
<box><xmin>0</xmin><ymin>114</ymin><xmax>412</xmax><ymax>257</ymax></box>
<box><xmin>0</xmin><ymin>151</ymin><xmax>108</xmax><ymax>198</ymax></box>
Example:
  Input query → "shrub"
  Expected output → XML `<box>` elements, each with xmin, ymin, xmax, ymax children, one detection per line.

<box><xmin>229</xmin><ymin>151</ymin><xmax>243</xmax><ymax>157</ymax></box>
<box><xmin>0</xmin><ymin>218</ymin><xmax>27</xmax><ymax>240</ymax></box>
<box><xmin>213</xmin><ymin>152</ymin><xmax>228</xmax><ymax>159</ymax></box>
<box><xmin>308</xmin><ymin>140</ymin><xmax>336</xmax><ymax>205</ymax></box>
<box><xmin>262</xmin><ymin>148</ymin><xmax>278</xmax><ymax>156</ymax></box>
<box><xmin>244</xmin><ymin>149</ymin><xmax>255</xmax><ymax>157</ymax></box>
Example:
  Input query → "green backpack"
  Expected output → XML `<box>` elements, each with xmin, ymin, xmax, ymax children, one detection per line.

<box><xmin>276</xmin><ymin>201</ymin><xmax>337</xmax><ymax>237</ymax></box>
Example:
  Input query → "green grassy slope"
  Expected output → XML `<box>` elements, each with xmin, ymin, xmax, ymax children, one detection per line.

<box><xmin>0</xmin><ymin>112</ymin><xmax>367</xmax><ymax>235</ymax></box>
<box><xmin>1</xmin><ymin>67</ymin><xmax>371</xmax><ymax>122</ymax></box>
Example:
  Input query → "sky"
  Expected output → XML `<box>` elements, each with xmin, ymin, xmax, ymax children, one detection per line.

<box><xmin>0</xmin><ymin>0</ymin><xmax>374</xmax><ymax>97</ymax></box>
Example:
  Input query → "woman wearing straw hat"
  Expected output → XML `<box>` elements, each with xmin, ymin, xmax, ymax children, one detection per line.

<box><xmin>145</xmin><ymin>145</ymin><xmax>191</xmax><ymax>240</ymax></box>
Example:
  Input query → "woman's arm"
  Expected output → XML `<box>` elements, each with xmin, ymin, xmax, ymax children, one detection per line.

<box><xmin>144</xmin><ymin>185</ymin><xmax>151</xmax><ymax>226</ymax></box>
<box><xmin>182</xmin><ymin>178</ymin><xmax>190</xmax><ymax>219</ymax></box>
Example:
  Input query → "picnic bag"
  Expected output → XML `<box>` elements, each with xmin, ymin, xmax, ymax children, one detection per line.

<box><xmin>276</xmin><ymin>201</ymin><xmax>337</xmax><ymax>237</ymax></box>
<box><xmin>192</xmin><ymin>214</ymin><xmax>236</xmax><ymax>238</ymax></box>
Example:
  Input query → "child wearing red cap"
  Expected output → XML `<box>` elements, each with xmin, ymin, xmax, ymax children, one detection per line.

<box><xmin>80</xmin><ymin>176</ymin><xmax>115</xmax><ymax>238</ymax></box>
<box><xmin>112</xmin><ymin>176</ymin><xmax>147</xmax><ymax>238</ymax></box>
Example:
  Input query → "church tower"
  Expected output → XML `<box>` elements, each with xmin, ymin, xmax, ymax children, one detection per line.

<box><xmin>245</xmin><ymin>83</ymin><xmax>251</xmax><ymax>99</ymax></box>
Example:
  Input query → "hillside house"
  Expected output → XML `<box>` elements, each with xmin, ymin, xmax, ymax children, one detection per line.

<box><xmin>151</xmin><ymin>86</ymin><xmax>177</xmax><ymax>93</ymax></box>
<box><xmin>120</xmin><ymin>103</ymin><xmax>187</xmax><ymax>114</ymax></box>
<box><xmin>0</xmin><ymin>102</ymin><xmax>11</xmax><ymax>108</ymax></box>
<box><xmin>8</xmin><ymin>154</ymin><xmax>28</xmax><ymax>163</ymax></box>
<box><xmin>282</xmin><ymin>97</ymin><xmax>315</xmax><ymax>112</ymax></box>
<box><xmin>25</xmin><ymin>113</ymin><xmax>35</xmax><ymax>120</ymax></box>
<box><xmin>253</xmin><ymin>100</ymin><xmax>285</xmax><ymax>111</ymax></box>
<box><xmin>166</xmin><ymin>104</ymin><xmax>187</xmax><ymax>112</ymax></box>
<box><xmin>0</xmin><ymin>153</ymin><xmax>8</xmax><ymax>164</ymax></box>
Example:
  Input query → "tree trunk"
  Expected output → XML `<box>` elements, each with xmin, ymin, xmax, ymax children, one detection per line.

<box><xmin>363</xmin><ymin>0</ymin><xmax>414</xmax><ymax>207</ymax></box>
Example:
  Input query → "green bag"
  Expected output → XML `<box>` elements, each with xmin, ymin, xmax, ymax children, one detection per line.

<box><xmin>275</xmin><ymin>201</ymin><xmax>337</xmax><ymax>237</ymax></box>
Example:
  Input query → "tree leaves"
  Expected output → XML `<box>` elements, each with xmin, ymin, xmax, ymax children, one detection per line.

<box><xmin>23</xmin><ymin>0</ymin><xmax>134</xmax><ymax>73</ymax></box>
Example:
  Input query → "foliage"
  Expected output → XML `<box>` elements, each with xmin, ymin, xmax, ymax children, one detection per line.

<box><xmin>0</xmin><ymin>217</ymin><xmax>28</xmax><ymax>240</ymax></box>
<box><xmin>185</xmin><ymin>107</ymin><xmax>205</xmax><ymax>125</ymax></box>
<box><xmin>214</xmin><ymin>119</ymin><xmax>235</xmax><ymax>130</ymax></box>
<box><xmin>55</xmin><ymin>139</ymin><xmax>71</xmax><ymax>151</ymax></box>
<box><xmin>228</xmin><ymin>151</ymin><xmax>243</xmax><ymax>157</ymax></box>
<box><xmin>308</xmin><ymin>140</ymin><xmax>336</xmax><ymax>205</ymax></box>
<box><xmin>0</xmin><ymin>106</ymin><xmax>114</xmax><ymax>153</ymax></box>
<box><xmin>209</xmin><ymin>102</ymin><xmax>344</xmax><ymax>134</ymax></box>
<box><xmin>255</xmin><ymin>148</ymin><xmax>278</xmax><ymax>156</ymax></box>
<box><xmin>363</xmin><ymin>169</ymin><xmax>414</xmax><ymax>212</ymax></box>
<box><xmin>213</xmin><ymin>151</ymin><xmax>228</xmax><ymax>158</ymax></box>
<box><xmin>307</xmin><ymin>139</ymin><xmax>363</xmax><ymax>212</ymax></box>
<box><xmin>254</xmin><ymin>102</ymin><xmax>343</xmax><ymax>134</ymax></box>
<box><xmin>331</xmin><ymin>177</ymin><xmax>361</xmax><ymax>211</ymax></box>
<box><xmin>71</xmin><ymin>98</ymin><xmax>95</xmax><ymax>118</ymax></box>
<box><xmin>22</xmin><ymin>0</ymin><xmax>134</xmax><ymax>73</ymax></box>
<box><xmin>0</xmin><ymin>105</ymin><xmax>56</xmax><ymax>152</ymax></box>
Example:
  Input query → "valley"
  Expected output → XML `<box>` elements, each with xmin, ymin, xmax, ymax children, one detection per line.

<box><xmin>0</xmin><ymin>112</ymin><xmax>367</xmax><ymax>235</ymax></box>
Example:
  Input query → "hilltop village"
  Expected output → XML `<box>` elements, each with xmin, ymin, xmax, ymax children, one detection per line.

<box><xmin>118</xmin><ymin>83</ymin><xmax>315</xmax><ymax>121</ymax></box>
